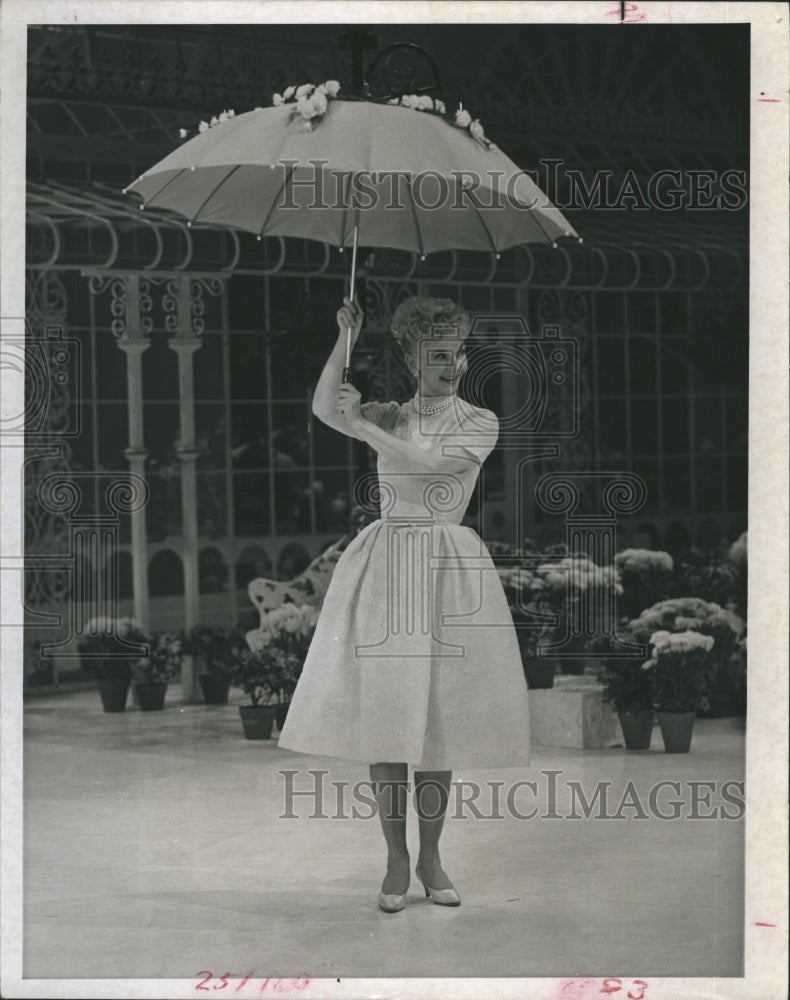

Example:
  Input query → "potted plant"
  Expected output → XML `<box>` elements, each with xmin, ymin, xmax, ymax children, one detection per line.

<box><xmin>534</xmin><ymin>555</ymin><xmax>622</xmax><ymax>674</ymax></box>
<box><xmin>181</xmin><ymin>624</ymin><xmax>245</xmax><ymax>704</ymax></box>
<box><xmin>593</xmin><ymin>633</ymin><xmax>656</xmax><ymax>750</ymax></box>
<box><xmin>641</xmin><ymin>630</ymin><xmax>716</xmax><ymax>752</ymax></box>
<box><xmin>131</xmin><ymin>630</ymin><xmax>182</xmax><ymax>710</ymax></box>
<box><xmin>78</xmin><ymin>616</ymin><xmax>148</xmax><ymax>712</ymax></box>
<box><xmin>244</xmin><ymin>603</ymin><xmax>318</xmax><ymax>729</ymax></box>
<box><xmin>231</xmin><ymin>646</ymin><xmax>294</xmax><ymax>740</ymax></box>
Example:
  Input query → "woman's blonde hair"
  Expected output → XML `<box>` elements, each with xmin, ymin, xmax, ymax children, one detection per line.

<box><xmin>390</xmin><ymin>296</ymin><xmax>471</xmax><ymax>374</ymax></box>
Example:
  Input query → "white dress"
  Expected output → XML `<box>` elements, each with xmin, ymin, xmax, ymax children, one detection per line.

<box><xmin>277</xmin><ymin>395</ymin><xmax>530</xmax><ymax>769</ymax></box>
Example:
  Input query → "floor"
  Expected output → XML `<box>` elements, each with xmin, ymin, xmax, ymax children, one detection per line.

<box><xmin>21</xmin><ymin>687</ymin><xmax>745</xmax><ymax>981</ymax></box>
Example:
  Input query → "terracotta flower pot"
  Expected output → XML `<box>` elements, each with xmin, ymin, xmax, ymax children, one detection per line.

<box><xmin>657</xmin><ymin>711</ymin><xmax>696</xmax><ymax>753</ymax></box>
<box><xmin>523</xmin><ymin>658</ymin><xmax>556</xmax><ymax>689</ymax></box>
<box><xmin>135</xmin><ymin>682</ymin><xmax>168</xmax><ymax>711</ymax></box>
<box><xmin>97</xmin><ymin>677</ymin><xmax>130</xmax><ymax>713</ymax></box>
<box><xmin>239</xmin><ymin>704</ymin><xmax>278</xmax><ymax>740</ymax></box>
<box><xmin>617</xmin><ymin>709</ymin><xmax>655</xmax><ymax>750</ymax></box>
<box><xmin>199</xmin><ymin>674</ymin><xmax>230</xmax><ymax>705</ymax></box>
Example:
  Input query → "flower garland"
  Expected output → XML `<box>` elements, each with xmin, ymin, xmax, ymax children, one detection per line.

<box><xmin>179</xmin><ymin>108</ymin><xmax>236</xmax><ymax>140</ymax></box>
<box><xmin>388</xmin><ymin>94</ymin><xmax>497</xmax><ymax>150</ymax></box>
<box><xmin>272</xmin><ymin>80</ymin><xmax>342</xmax><ymax>130</ymax></box>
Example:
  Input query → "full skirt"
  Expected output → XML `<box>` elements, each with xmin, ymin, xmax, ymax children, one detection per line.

<box><xmin>278</xmin><ymin>519</ymin><xmax>530</xmax><ymax>769</ymax></box>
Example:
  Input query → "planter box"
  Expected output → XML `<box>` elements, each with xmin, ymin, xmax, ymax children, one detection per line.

<box><xmin>528</xmin><ymin>677</ymin><xmax>617</xmax><ymax>749</ymax></box>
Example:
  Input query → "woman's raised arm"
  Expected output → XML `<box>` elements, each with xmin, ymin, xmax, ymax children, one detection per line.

<box><xmin>311</xmin><ymin>297</ymin><xmax>364</xmax><ymax>437</ymax></box>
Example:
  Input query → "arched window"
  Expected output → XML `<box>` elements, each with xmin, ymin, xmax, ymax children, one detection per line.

<box><xmin>148</xmin><ymin>549</ymin><xmax>184</xmax><ymax>597</ymax></box>
<box><xmin>235</xmin><ymin>545</ymin><xmax>273</xmax><ymax>589</ymax></box>
<box><xmin>199</xmin><ymin>547</ymin><xmax>229</xmax><ymax>593</ymax></box>
<box><xmin>277</xmin><ymin>543</ymin><xmax>311</xmax><ymax>580</ymax></box>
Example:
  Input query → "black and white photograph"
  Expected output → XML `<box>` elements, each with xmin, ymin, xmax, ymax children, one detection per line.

<box><xmin>0</xmin><ymin>2</ymin><xmax>787</xmax><ymax>999</ymax></box>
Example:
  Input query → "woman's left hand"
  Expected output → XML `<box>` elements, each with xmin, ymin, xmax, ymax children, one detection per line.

<box><xmin>336</xmin><ymin>383</ymin><xmax>362</xmax><ymax>428</ymax></box>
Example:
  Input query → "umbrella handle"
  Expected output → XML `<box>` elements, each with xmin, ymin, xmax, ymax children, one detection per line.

<box><xmin>342</xmin><ymin>223</ymin><xmax>360</xmax><ymax>384</ymax></box>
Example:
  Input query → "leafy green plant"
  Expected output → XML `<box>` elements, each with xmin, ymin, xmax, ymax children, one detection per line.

<box><xmin>132</xmin><ymin>630</ymin><xmax>183</xmax><ymax>684</ymax></box>
<box><xmin>181</xmin><ymin>624</ymin><xmax>248</xmax><ymax>679</ymax></box>
<box><xmin>642</xmin><ymin>631</ymin><xmax>717</xmax><ymax>713</ymax></box>
<box><xmin>230</xmin><ymin>646</ymin><xmax>299</xmax><ymax>707</ymax></box>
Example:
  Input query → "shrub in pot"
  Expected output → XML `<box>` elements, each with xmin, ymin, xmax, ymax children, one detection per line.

<box><xmin>641</xmin><ymin>630</ymin><xmax>717</xmax><ymax>752</ymax></box>
<box><xmin>131</xmin><ymin>630</ymin><xmax>182</xmax><ymax>710</ymax></box>
<box><xmin>593</xmin><ymin>632</ymin><xmax>656</xmax><ymax>750</ymax></box>
<box><xmin>626</xmin><ymin>597</ymin><xmax>744</xmax><ymax>718</ymax></box>
<box><xmin>230</xmin><ymin>646</ymin><xmax>295</xmax><ymax>740</ymax></box>
<box><xmin>244</xmin><ymin>603</ymin><xmax>319</xmax><ymax>728</ymax></box>
<box><xmin>181</xmin><ymin>624</ymin><xmax>245</xmax><ymax>704</ymax></box>
<box><xmin>534</xmin><ymin>555</ymin><xmax>622</xmax><ymax>674</ymax></box>
<box><xmin>78</xmin><ymin>616</ymin><xmax>148</xmax><ymax>712</ymax></box>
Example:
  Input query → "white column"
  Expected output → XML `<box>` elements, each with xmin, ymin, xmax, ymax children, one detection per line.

<box><xmin>116</xmin><ymin>276</ymin><xmax>150</xmax><ymax>627</ymax></box>
<box><xmin>168</xmin><ymin>276</ymin><xmax>202</xmax><ymax>702</ymax></box>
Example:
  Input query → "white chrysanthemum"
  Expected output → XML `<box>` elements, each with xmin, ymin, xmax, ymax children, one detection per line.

<box><xmin>272</xmin><ymin>94</ymin><xmax>284</xmax><ymax>106</ymax></box>
<box><xmin>179</xmin><ymin>128</ymin><xmax>188</xmax><ymax>138</ymax></box>
<box><xmin>416</xmin><ymin>95</ymin><xmax>434</xmax><ymax>110</ymax></box>
<box><xmin>198</xmin><ymin>121</ymin><xmax>209</xmax><ymax>133</ymax></box>
<box><xmin>455</xmin><ymin>108</ymin><xmax>471</xmax><ymax>128</ymax></box>
<box><xmin>311</xmin><ymin>91</ymin><xmax>328</xmax><ymax>115</ymax></box>
<box><xmin>296</xmin><ymin>97</ymin><xmax>314</xmax><ymax>120</ymax></box>
<box><xmin>324</xmin><ymin>79</ymin><xmax>340</xmax><ymax>96</ymax></box>
<box><xmin>434</xmin><ymin>99</ymin><xmax>446</xmax><ymax>114</ymax></box>
<box><xmin>401</xmin><ymin>94</ymin><xmax>419</xmax><ymax>108</ymax></box>
<box><xmin>296</xmin><ymin>83</ymin><xmax>314</xmax><ymax>99</ymax></box>
<box><xmin>387</xmin><ymin>97</ymin><xmax>399</xmax><ymax>105</ymax></box>
<box><xmin>469</xmin><ymin>119</ymin><xmax>485</xmax><ymax>141</ymax></box>
<box><xmin>283</xmin><ymin>86</ymin><xmax>296</xmax><ymax>100</ymax></box>
<box><xmin>210</xmin><ymin>115</ymin><xmax>219</xmax><ymax>127</ymax></box>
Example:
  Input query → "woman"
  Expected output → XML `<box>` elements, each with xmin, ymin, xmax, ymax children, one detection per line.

<box><xmin>278</xmin><ymin>295</ymin><xmax>530</xmax><ymax>912</ymax></box>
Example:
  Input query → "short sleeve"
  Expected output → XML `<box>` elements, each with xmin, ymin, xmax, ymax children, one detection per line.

<box><xmin>447</xmin><ymin>408</ymin><xmax>499</xmax><ymax>465</ymax></box>
<box><xmin>359</xmin><ymin>400</ymin><xmax>402</xmax><ymax>434</ymax></box>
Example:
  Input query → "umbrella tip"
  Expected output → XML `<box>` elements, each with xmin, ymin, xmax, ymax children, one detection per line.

<box><xmin>190</xmin><ymin>165</ymin><xmax>196</xmax><ymax>172</ymax></box>
<box><xmin>420</xmin><ymin>254</ymin><xmax>427</xmax><ymax>261</ymax></box>
<box><xmin>122</xmin><ymin>187</ymin><xmax>128</xmax><ymax>195</ymax></box>
<box><xmin>187</xmin><ymin>221</ymin><xmax>192</xmax><ymax>228</ymax></box>
<box><xmin>551</xmin><ymin>242</ymin><xmax>558</xmax><ymax>249</ymax></box>
<box><xmin>140</xmin><ymin>204</ymin><xmax>146</xmax><ymax>210</ymax></box>
<box><xmin>256</xmin><ymin>235</ymin><xmax>262</xmax><ymax>241</ymax></box>
<box><xmin>577</xmin><ymin>237</ymin><xmax>584</xmax><ymax>244</ymax></box>
<box><xmin>495</xmin><ymin>253</ymin><xmax>501</xmax><ymax>260</ymax></box>
<box><xmin>338</xmin><ymin>246</ymin><xmax>344</xmax><ymax>253</ymax></box>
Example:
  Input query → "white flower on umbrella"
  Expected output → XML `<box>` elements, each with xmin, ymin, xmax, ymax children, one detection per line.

<box><xmin>416</xmin><ymin>95</ymin><xmax>434</xmax><ymax>110</ymax></box>
<box><xmin>434</xmin><ymin>99</ymin><xmax>446</xmax><ymax>114</ymax></box>
<box><xmin>469</xmin><ymin>119</ymin><xmax>485</xmax><ymax>142</ymax></box>
<box><xmin>283</xmin><ymin>86</ymin><xmax>296</xmax><ymax>100</ymax></box>
<box><xmin>295</xmin><ymin>96</ymin><xmax>314</xmax><ymax>119</ymax></box>
<box><xmin>296</xmin><ymin>83</ymin><xmax>314</xmax><ymax>99</ymax></box>
<box><xmin>310</xmin><ymin>90</ymin><xmax>328</xmax><ymax>115</ymax></box>
<box><xmin>272</xmin><ymin>94</ymin><xmax>284</xmax><ymax>106</ymax></box>
<box><xmin>198</xmin><ymin>121</ymin><xmax>209</xmax><ymax>133</ymax></box>
<box><xmin>455</xmin><ymin>108</ymin><xmax>471</xmax><ymax>128</ymax></box>
<box><xmin>324</xmin><ymin>79</ymin><xmax>340</xmax><ymax>96</ymax></box>
<box><xmin>387</xmin><ymin>97</ymin><xmax>399</xmax><ymax>105</ymax></box>
<box><xmin>179</xmin><ymin>128</ymin><xmax>188</xmax><ymax>139</ymax></box>
<box><xmin>210</xmin><ymin>115</ymin><xmax>219</xmax><ymax>127</ymax></box>
<box><xmin>401</xmin><ymin>94</ymin><xmax>419</xmax><ymax>108</ymax></box>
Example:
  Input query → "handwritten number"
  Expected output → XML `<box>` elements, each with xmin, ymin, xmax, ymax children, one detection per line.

<box><xmin>600</xmin><ymin>980</ymin><xmax>623</xmax><ymax>995</ymax></box>
<box><xmin>627</xmin><ymin>981</ymin><xmax>649</xmax><ymax>1000</ymax></box>
<box><xmin>214</xmin><ymin>973</ymin><xmax>233</xmax><ymax>990</ymax></box>
<box><xmin>236</xmin><ymin>975</ymin><xmax>252</xmax><ymax>993</ymax></box>
<box><xmin>196</xmin><ymin>971</ymin><xmax>213</xmax><ymax>991</ymax></box>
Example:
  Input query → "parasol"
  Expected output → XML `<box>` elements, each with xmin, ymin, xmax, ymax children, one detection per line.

<box><xmin>125</xmin><ymin>87</ymin><xmax>580</xmax><ymax>379</ymax></box>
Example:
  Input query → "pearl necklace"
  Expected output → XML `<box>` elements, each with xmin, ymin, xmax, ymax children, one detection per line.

<box><xmin>415</xmin><ymin>393</ymin><xmax>456</xmax><ymax>416</ymax></box>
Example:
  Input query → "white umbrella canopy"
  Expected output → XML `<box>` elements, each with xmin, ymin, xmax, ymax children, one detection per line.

<box><xmin>125</xmin><ymin>99</ymin><xmax>580</xmax><ymax>254</ymax></box>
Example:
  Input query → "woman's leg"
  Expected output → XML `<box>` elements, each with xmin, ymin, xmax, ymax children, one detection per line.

<box><xmin>369</xmin><ymin>762</ymin><xmax>410</xmax><ymax>894</ymax></box>
<box><xmin>414</xmin><ymin>770</ymin><xmax>453</xmax><ymax>889</ymax></box>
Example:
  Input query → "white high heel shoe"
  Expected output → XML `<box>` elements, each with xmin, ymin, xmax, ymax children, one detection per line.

<box><xmin>415</xmin><ymin>860</ymin><xmax>461</xmax><ymax>907</ymax></box>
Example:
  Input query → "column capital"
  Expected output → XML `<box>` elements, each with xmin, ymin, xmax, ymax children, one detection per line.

<box><xmin>116</xmin><ymin>333</ymin><xmax>151</xmax><ymax>355</ymax></box>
